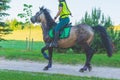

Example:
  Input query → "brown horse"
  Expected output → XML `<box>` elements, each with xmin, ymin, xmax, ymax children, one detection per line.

<box><xmin>31</xmin><ymin>7</ymin><xmax>113</xmax><ymax>72</ymax></box>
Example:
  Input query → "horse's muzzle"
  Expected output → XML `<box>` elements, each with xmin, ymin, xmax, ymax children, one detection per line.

<box><xmin>30</xmin><ymin>16</ymin><xmax>36</xmax><ymax>23</ymax></box>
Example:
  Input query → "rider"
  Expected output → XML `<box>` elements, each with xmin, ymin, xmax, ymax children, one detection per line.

<box><xmin>50</xmin><ymin>0</ymin><xmax>72</xmax><ymax>47</ymax></box>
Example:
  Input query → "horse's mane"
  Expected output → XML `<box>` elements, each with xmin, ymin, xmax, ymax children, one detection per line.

<box><xmin>42</xmin><ymin>7</ymin><xmax>56</xmax><ymax>29</ymax></box>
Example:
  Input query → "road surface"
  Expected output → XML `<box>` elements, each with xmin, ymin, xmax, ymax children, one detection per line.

<box><xmin>0</xmin><ymin>58</ymin><xmax>120</xmax><ymax>80</ymax></box>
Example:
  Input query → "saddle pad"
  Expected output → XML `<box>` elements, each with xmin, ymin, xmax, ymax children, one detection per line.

<box><xmin>49</xmin><ymin>27</ymin><xmax>71</xmax><ymax>39</ymax></box>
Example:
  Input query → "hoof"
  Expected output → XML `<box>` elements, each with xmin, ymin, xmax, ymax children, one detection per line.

<box><xmin>79</xmin><ymin>68</ymin><xmax>87</xmax><ymax>72</ymax></box>
<box><xmin>79</xmin><ymin>66</ymin><xmax>92</xmax><ymax>72</ymax></box>
<box><xmin>88</xmin><ymin>65</ymin><xmax>92</xmax><ymax>72</ymax></box>
<box><xmin>107</xmin><ymin>54</ymin><xmax>112</xmax><ymax>57</ymax></box>
<box><xmin>43</xmin><ymin>66</ymin><xmax>49</xmax><ymax>71</ymax></box>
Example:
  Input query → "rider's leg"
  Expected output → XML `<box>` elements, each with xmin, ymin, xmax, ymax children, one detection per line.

<box><xmin>50</xmin><ymin>17</ymin><xmax>70</xmax><ymax>47</ymax></box>
<box><xmin>55</xmin><ymin>17</ymin><xmax>70</xmax><ymax>31</ymax></box>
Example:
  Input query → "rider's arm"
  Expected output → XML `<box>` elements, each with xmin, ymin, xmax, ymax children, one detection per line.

<box><xmin>54</xmin><ymin>7</ymin><xmax>62</xmax><ymax>21</ymax></box>
<box><xmin>54</xmin><ymin>3</ymin><xmax>63</xmax><ymax>21</ymax></box>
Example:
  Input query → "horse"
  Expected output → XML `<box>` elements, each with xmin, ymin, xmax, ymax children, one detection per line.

<box><xmin>31</xmin><ymin>7</ymin><xmax>113</xmax><ymax>72</ymax></box>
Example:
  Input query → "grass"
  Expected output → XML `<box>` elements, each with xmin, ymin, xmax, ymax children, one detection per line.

<box><xmin>0</xmin><ymin>40</ymin><xmax>120</xmax><ymax>67</ymax></box>
<box><xmin>0</xmin><ymin>40</ymin><xmax>44</xmax><ymax>50</ymax></box>
<box><xmin>0</xmin><ymin>70</ymin><xmax>115</xmax><ymax>80</ymax></box>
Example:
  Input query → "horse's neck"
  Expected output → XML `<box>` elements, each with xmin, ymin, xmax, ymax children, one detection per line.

<box><xmin>41</xmin><ymin>23</ymin><xmax>49</xmax><ymax>36</ymax></box>
<box><xmin>41</xmin><ymin>13</ymin><xmax>56</xmax><ymax>36</ymax></box>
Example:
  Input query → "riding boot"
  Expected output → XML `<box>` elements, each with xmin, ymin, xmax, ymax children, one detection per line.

<box><xmin>50</xmin><ymin>32</ymin><xmax>59</xmax><ymax>47</ymax></box>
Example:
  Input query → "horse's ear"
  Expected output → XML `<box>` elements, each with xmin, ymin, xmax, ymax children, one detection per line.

<box><xmin>39</xmin><ymin>6</ymin><xmax>44</xmax><ymax>11</ymax></box>
<box><xmin>39</xmin><ymin>7</ymin><xmax>41</xmax><ymax>10</ymax></box>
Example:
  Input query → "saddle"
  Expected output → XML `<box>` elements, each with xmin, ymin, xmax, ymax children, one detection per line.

<box><xmin>49</xmin><ymin>23</ymin><xmax>72</xmax><ymax>39</ymax></box>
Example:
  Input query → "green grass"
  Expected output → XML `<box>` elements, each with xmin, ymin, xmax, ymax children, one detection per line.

<box><xmin>0</xmin><ymin>40</ymin><xmax>120</xmax><ymax>67</ymax></box>
<box><xmin>0</xmin><ymin>40</ymin><xmax>44</xmax><ymax>50</ymax></box>
<box><xmin>0</xmin><ymin>70</ymin><xmax>114</xmax><ymax>80</ymax></box>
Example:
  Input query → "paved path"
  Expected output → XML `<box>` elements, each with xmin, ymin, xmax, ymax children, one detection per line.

<box><xmin>0</xmin><ymin>59</ymin><xmax>120</xmax><ymax>80</ymax></box>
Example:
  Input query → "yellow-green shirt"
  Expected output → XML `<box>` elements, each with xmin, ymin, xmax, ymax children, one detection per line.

<box><xmin>59</xmin><ymin>1</ymin><xmax>71</xmax><ymax>18</ymax></box>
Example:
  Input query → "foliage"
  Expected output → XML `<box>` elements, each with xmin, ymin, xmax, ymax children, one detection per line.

<box><xmin>0</xmin><ymin>0</ymin><xmax>11</xmax><ymax>41</ymax></box>
<box><xmin>17</xmin><ymin>4</ymin><xmax>32</xmax><ymax>26</ymax></box>
<box><xmin>6</xmin><ymin>19</ymin><xmax>21</xmax><ymax>30</ymax></box>
<box><xmin>79</xmin><ymin>8</ymin><xmax>113</xmax><ymax>28</ymax></box>
<box><xmin>5</xmin><ymin>18</ymin><xmax>41</xmax><ymax>30</ymax></box>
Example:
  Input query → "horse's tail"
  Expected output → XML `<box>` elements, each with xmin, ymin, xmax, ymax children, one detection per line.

<box><xmin>92</xmin><ymin>25</ymin><xmax>113</xmax><ymax>57</ymax></box>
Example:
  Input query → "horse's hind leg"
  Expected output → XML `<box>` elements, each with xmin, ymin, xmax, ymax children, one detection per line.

<box><xmin>80</xmin><ymin>43</ymin><xmax>95</xmax><ymax>72</ymax></box>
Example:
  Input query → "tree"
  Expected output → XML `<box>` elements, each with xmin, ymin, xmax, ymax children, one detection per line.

<box><xmin>80</xmin><ymin>8</ymin><xmax>113</xmax><ymax>28</ymax></box>
<box><xmin>17</xmin><ymin>4</ymin><xmax>32</xmax><ymax>25</ymax></box>
<box><xmin>6</xmin><ymin>19</ymin><xmax>23</xmax><ymax>30</ymax></box>
<box><xmin>17</xmin><ymin>4</ymin><xmax>33</xmax><ymax>50</ymax></box>
<box><xmin>0</xmin><ymin>0</ymin><xmax>11</xmax><ymax>41</ymax></box>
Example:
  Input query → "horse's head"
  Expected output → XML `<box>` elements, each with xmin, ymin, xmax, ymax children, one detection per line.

<box><xmin>31</xmin><ymin>6</ymin><xmax>56</xmax><ymax>29</ymax></box>
<box><xmin>31</xmin><ymin>6</ymin><xmax>46</xmax><ymax>24</ymax></box>
<box><xmin>31</xmin><ymin>7</ymin><xmax>55</xmax><ymax>42</ymax></box>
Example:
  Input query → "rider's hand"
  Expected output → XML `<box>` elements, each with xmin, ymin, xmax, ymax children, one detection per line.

<box><xmin>54</xmin><ymin>16</ymin><xmax>57</xmax><ymax>21</ymax></box>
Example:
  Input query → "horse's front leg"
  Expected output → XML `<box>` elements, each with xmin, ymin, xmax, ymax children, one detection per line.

<box><xmin>42</xmin><ymin>47</ymin><xmax>53</xmax><ymax>70</ymax></box>
<box><xmin>43</xmin><ymin>47</ymin><xmax>53</xmax><ymax>70</ymax></box>
<box><xmin>41</xmin><ymin>46</ymin><xmax>49</xmax><ymax>60</ymax></box>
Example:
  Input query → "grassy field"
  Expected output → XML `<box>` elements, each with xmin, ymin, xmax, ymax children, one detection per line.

<box><xmin>0</xmin><ymin>70</ymin><xmax>115</xmax><ymax>80</ymax></box>
<box><xmin>0</xmin><ymin>40</ymin><xmax>120</xmax><ymax>67</ymax></box>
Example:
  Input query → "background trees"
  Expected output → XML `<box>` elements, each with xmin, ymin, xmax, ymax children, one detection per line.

<box><xmin>79</xmin><ymin>8</ymin><xmax>113</xmax><ymax>28</ymax></box>
<box><xmin>0</xmin><ymin>0</ymin><xmax>11</xmax><ymax>41</ymax></box>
